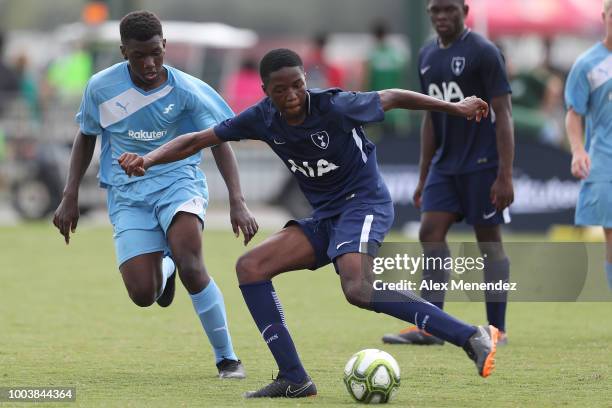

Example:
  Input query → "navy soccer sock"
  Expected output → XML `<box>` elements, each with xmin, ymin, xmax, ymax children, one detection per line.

<box><xmin>484</xmin><ymin>258</ymin><xmax>510</xmax><ymax>332</ymax></box>
<box><xmin>240</xmin><ymin>280</ymin><xmax>308</xmax><ymax>383</ymax></box>
<box><xmin>420</xmin><ymin>246</ymin><xmax>451</xmax><ymax>310</ymax></box>
<box><xmin>370</xmin><ymin>289</ymin><xmax>476</xmax><ymax>347</ymax></box>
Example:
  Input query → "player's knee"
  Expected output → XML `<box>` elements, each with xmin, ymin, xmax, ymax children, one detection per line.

<box><xmin>127</xmin><ymin>288</ymin><xmax>156</xmax><ymax>307</ymax></box>
<box><xmin>419</xmin><ymin>224</ymin><xmax>445</xmax><ymax>242</ymax></box>
<box><xmin>235</xmin><ymin>254</ymin><xmax>265</xmax><ymax>284</ymax></box>
<box><xmin>175</xmin><ymin>256</ymin><xmax>206</xmax><ymax>281</ymax></box>
<box><xmin>342</xmin><ymin>282</ymin><xmax>369</xmax><ymax>309</ymax></box>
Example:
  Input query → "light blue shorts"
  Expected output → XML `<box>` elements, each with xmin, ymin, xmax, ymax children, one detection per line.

<box><xmin>575</xmin><ymin>181</ymin><xmax>612</xmax><ymax>228</ymax></box>
<box><xmin>107</xmin><ymin>165</ymin><xmax>208</xmax><ymax>267</ymax></box>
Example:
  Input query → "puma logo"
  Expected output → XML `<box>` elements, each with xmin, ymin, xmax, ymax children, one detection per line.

<box><xmin>115</xmin><ymin>101</ymin><xmax>129</xmax><ymax>114</ymax></box>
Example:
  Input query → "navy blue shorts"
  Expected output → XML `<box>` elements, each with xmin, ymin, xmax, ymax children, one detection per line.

<box><xmin>287</xmin><ymin>201</ymin><xmax>394</xmax><ymax>272</ymax></box>
<box><xmin>421</xmin><ymin>167</ymin><xmax>510</xmax><ymax>226</ymax></box>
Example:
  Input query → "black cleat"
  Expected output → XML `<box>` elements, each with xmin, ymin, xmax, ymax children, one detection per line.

<box><xmin>382</xmin><ymin>327</ymin><xmax>445</xmax><ymax>345</ymax></box>
<box><xmin>244</xmin><ymin>375</ymin><xmax>317</xmax><ymax>398</ymax></box>
<box><xmin>156</xmin><ymin>269</ymin><xmax>176</xmax><ymax>308</ymax></box>
<box><xmin>463</xmin><ymin>325</ymin><xmax>499</xmax><ymax>377</ymax></box>
<box><xmin>216</xmin><ymin>359</ymin><xmax>246</xmax><ymax>379</ymax></box>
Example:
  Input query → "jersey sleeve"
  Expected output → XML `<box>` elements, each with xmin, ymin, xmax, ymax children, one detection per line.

<box><xmin>564</xmin><ymin>60</ymin><xmax>590</xmax><ymax>116</ymax></box>
<box><xmin>479</xmin><ymin>43</ymin><xmax>512</xmax><ymax>99</ymax></box>
<box><xmin>75</xmin><ymin>81</ymin><xmax>102</xmax><ymax>136</ymax></box>
<box><xmin>213</xmin><ymin>106</ymin><xmax>260</xmax><ymax>142</ymax></box>
<box><xmin>187</xmin><ymin>81</ymin><xmax>235</xmax><ymax>130</ymax></box>
<box><xmin>331</xmin><ymin>91</ymin><xmax>385</xmax><ymax>132</ymax></box>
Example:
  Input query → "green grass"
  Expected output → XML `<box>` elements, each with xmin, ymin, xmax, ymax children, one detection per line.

<box><xmin>1</xmin><ymin>224</ymin><xmax>611</xmax><ymax>407</ymax></box>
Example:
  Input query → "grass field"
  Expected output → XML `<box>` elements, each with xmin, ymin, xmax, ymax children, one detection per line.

<box><xmin>1</xmin><ymin>223</ymin><xmax>611</xmax><ymax>407</ymax></box>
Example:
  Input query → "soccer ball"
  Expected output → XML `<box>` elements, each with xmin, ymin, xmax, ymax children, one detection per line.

<box><xmin>343</xmin><ymin>349</ymin><xmax>400</xmax><ymax>403</ymax></box>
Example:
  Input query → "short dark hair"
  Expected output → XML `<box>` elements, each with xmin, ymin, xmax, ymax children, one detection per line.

<box><xmin>259</xmin><ymin>48</ymin><xmax>303</xmax><ymax>85</ymax></box>
<box><xmin>120</xmin><ymin>10</ymin><xmax>163</xmax><ymax>43</ymax></box>
<box><xmin>313</xmin><ymin>32</ymin><xmax>328</xmax><ymax>49</ymax></box>
<box><xmin>371</xmin><ymin>20</ymin><xmax>389</xmax><ymax>40</ymax></box>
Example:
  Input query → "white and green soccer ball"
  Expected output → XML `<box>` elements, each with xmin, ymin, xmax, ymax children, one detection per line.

<box><xmin>343</xmin><ymin>349</ymin><xmax>400</xmax><ymax>403</ymax></box>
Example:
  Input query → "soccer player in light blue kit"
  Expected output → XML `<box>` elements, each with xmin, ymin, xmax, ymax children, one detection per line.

<box><xmin>52</xmin><ymin>11</ymin><xmax>258</xmax><ymax>378</ymax></box>
<box><xmin>119</xmin><ymin>48</ymin><xmax>500</xmax><ymax>398</ymax></box>
<box><xmin>565</xmin><ymin>0</ymin><xmax>612</xmax><ymax>291</ymax></box>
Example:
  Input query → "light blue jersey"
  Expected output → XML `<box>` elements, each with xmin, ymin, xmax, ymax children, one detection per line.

<box><xmin>76</xmin><ymin>62</ymin><xmax>233</xmax><ymax>187</ymax></box>
<box><xmin>565</xmin><ymin>43</ymin><xmax>612</xmax><ymax>182</ymax></box>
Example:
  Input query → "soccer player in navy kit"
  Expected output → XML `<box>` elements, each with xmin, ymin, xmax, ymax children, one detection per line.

<box><xmin>120</xmin><ymin>48</ymin><xmax>500</xmax><ymax>398</ymax></box>
<box><xmin>383</xmin><ymin>0</ymin><xmax>514</xmax><ymax>347</ymax></box>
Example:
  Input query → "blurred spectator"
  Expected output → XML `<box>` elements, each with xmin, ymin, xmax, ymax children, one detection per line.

<box><xmin>509</xmin><ymin>38</ymin><xmax>566</xmax><ymax>146</ymax></box>
<box><xmin>14</xmin><ymin>54</ymin><xmax>42</xmax><ymax>125</ymax></box>
<box><xmin>365</xmin><ymin>20</ymin><xmax>406</xmax><ymax>134</ymax></box>
<box><xmin>43</xmin><ymin>45</ymin><xmax>93</xmax><ymax>104</ymax></box>
<box><xmin>365</xmin><ymin>20</ymin><xmax>406</xmax><ymax>91</ymax></box>
<box><xmin>0</xmin><ymin>31</ymin><xmax>19</xmax><ymax>115</ymax></box>
<box><xmin>304</xmin><ymin>32</ymin><xmax>344</xmax><ymax>89</ymax></box>
<box><xmin>222</xmin><ymin>57</ymin><xmax>264</xmax><ymax>114</ymax></box>
<box><xmin>0</xmin><ymin>31</ymin><xmax>20</xmax><ymax>163</ymax></box>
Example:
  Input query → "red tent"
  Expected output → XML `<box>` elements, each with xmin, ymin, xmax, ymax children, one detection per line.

<box><xmin>465</xmin><ymin>0</ymin><xmax>604</xmax><ymax>38</ymax></box>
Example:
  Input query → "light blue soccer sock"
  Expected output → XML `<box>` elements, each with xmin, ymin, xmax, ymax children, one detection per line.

<box><xmin>606</xmin><ymin>262</ymin><xmax>612</xmax><ymax>291</ymax></box>
<box><xmin>190</xmin><ymin>278</ymin><xmax>238</xmax><ymax>363</ymax></box>
<box><xmin>156</xmin><ymin>256</ymin><xmax>175</xmax><ymax>300</ymax></box>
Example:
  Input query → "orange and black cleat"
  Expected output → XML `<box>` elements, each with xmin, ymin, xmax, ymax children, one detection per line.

<box><xmin>463</xmin><ymin>325</ymin><xmax>499</xmax><ymax>378</ymax></box>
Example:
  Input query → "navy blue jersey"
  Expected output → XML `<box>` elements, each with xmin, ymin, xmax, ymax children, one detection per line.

<box><xmin>419</xmin><ymin>29</ymin><xmax>511</xmax><ymax>174</ymax></box>
<box><xmin>214</xmin><ymin>89</ymin><xmax>392</xmax><ymax>218</ymax></box>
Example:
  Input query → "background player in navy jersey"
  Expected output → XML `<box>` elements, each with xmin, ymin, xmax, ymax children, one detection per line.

<box><xmin>383</xmin><ymin>0</ymin><xmax>514</xmax><ymax>347</ymax></box>
<box><xmin>119</xmin><ymin>48</ymin><xmax>499</xmax><ymax>399</ymax></box>
<box><xmin>52</xmin><ymin>11</ymin><xmax>255</xmax><ymax>379</ymax></box>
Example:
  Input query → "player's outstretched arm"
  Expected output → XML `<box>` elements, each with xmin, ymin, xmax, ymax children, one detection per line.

<box><xmin>118</xmin><ymin>127</ymin><xmax>223</xmax><ymax>176</ymax></box>
<box><xmin>378</xmin><ymin>89</ymin><xmax>489</xmax><ymax>122</ymax></box>
<box><xmin>210</xmin><ymin>143</ymin><xmax>259</xmax><ymax>245</ymax></box>
<box><xmin>53</xmin><ymin>130</ymin><xmax>96</xmax><ymax>244</ymax></box>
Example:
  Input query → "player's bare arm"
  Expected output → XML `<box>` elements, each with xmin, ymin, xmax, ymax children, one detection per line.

<box><xmin>52</xmin><ymin>131</ymin><xmax>96</xmax><ymax>244</ymax></box>
<box><xmin>118</xmin><ymin>127</ymin><xmax>222</xmax><ymax>176</ymax></box>
<box><xmin>378</xmin><ymin>89</ymin><xmax>489</xmax><ymax>121</ymax></box>
<box><xmin>565</xmin><ymin>108</ymin><xmax>591</xmax><ymax>179</ymax></box>
<box><xmin>490</xmin><ymin>94</ymin><xmax>515</xmax><ymax>211</ymax></box>
<box><xmin>414</xmin><ymin>112</ymin><xmax>436</xmax><ymax>209</ymax></box>
<box><xmin>210</xmin><ymin>142</ymin><xmax>259</xmax><ymax>245</ymax></box>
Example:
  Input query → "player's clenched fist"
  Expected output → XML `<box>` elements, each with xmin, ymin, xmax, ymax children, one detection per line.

<box><xmin>455</xmin><ymin>96</ymin><xmax>489</xmax><ymax>122</ymax></box>
<box><xmin>118</xmin><ymin>152</ymin><xmax>147</xmax><ymax>177</ymax></box>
